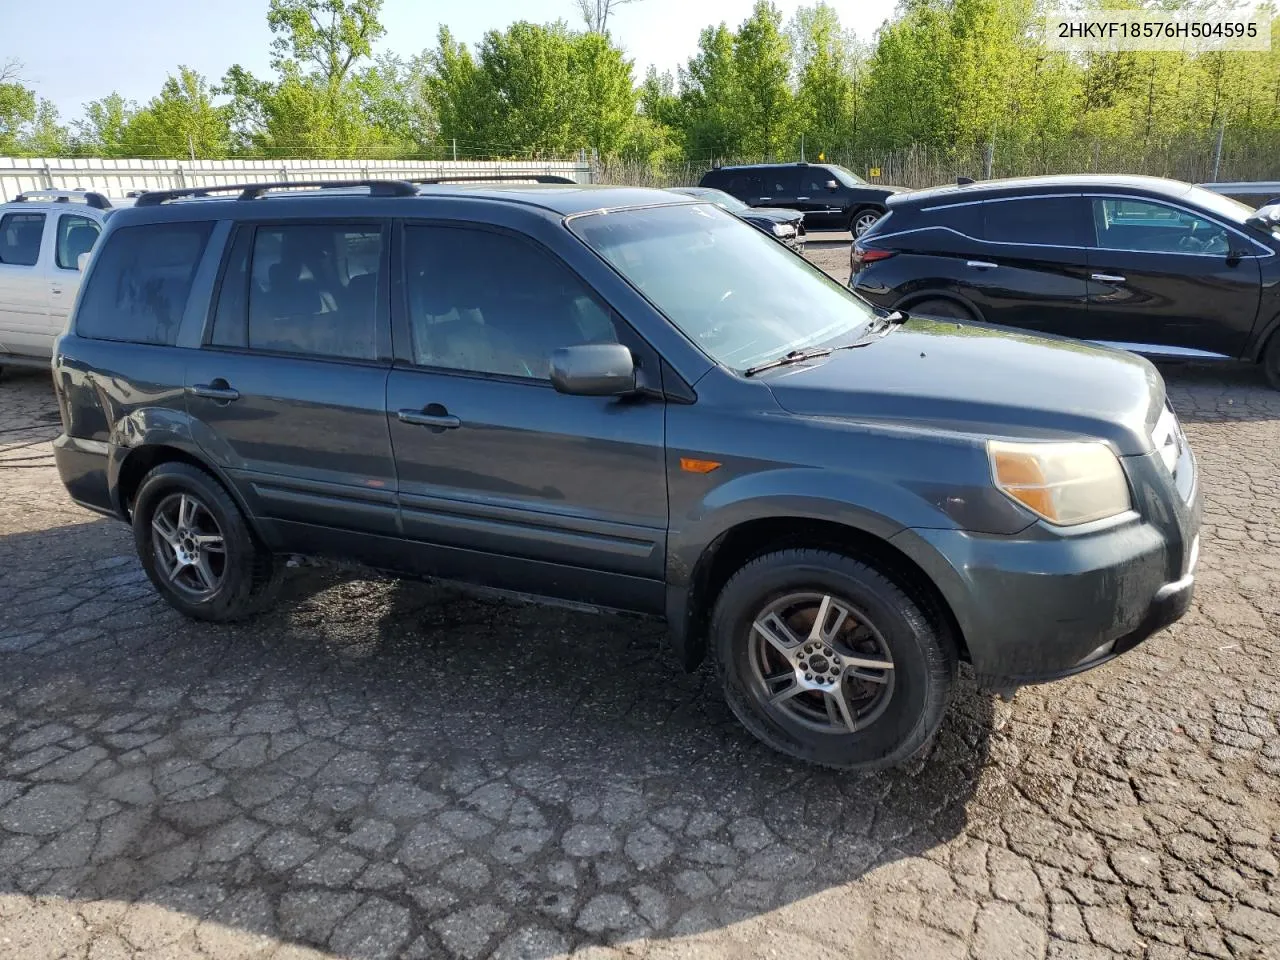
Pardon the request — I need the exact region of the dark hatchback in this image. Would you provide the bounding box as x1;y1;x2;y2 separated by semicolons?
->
699;162;902;236
52;178;1199;771
667;186;805;251
849;174;1280;387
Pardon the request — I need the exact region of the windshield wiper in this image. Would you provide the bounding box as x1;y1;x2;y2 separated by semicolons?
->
743;346;833;377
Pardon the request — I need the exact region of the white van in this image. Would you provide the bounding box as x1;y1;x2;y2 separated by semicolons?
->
0;189;132;376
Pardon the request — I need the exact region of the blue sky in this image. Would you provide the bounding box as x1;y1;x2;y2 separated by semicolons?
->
5;0;899;121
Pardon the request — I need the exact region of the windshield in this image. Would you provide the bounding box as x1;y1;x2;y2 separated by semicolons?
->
1185;185;1258;222
829;165;866;187
674;187;749;213
570;203;877;371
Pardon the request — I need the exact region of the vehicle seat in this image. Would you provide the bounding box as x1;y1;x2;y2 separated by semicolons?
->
63;225;98;265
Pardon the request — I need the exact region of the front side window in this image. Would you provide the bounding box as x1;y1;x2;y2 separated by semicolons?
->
244;224;383;360
1093;197;1231;255
403;225;619;379
76;221;212;345
56;214;102;270
0;212;45;266
828;166;866;187
983;197;1088;246
570;202;877;372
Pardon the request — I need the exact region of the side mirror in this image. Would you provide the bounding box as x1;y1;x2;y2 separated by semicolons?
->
550;343;637;397
76;252;91;272
825;180;839;192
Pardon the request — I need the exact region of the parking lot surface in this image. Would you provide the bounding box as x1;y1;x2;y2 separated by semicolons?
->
2;280;1279;957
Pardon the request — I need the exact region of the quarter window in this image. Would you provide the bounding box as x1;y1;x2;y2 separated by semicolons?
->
0;212;45;266
243;224;383;360
56;214;101;269
1092;198;1231;255
402;225;619;379
76;221;212;345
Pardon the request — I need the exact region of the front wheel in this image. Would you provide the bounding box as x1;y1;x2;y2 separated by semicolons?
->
711;549;955;770
132;462;283;621
851;208;882;238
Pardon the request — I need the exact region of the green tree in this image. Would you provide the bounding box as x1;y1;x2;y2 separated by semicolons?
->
569;31;638;156
267;0;385;86
679;24;744;160
73;93;138;156
790;3;857;157
733;1;795;160
121;67;231;158
0;60;37;154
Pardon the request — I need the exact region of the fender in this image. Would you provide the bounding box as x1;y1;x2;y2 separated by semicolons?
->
1245;307;1280;362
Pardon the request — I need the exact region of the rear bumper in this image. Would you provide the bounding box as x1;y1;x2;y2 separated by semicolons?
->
53;434;120;519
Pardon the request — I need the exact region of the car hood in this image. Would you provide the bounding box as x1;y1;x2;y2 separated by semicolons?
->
741;207;804;224
761;318;1164;455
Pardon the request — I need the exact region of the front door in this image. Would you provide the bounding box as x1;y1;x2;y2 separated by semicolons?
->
0;209;52;357
47;212;103;344
795;167;845;228
1085;196;1262;359
185;220;399;554
386;222;668;612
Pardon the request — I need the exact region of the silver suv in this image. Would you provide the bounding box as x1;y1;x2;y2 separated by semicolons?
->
0;189;126;376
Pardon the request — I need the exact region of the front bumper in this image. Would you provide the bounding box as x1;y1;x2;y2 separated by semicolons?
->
891;447;1200;688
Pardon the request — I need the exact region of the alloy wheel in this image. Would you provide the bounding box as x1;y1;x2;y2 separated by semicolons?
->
853;211;880;238
150;492;226;600
748;592;895;733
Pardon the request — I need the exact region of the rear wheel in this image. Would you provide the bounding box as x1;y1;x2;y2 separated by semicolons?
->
908;298;976;322
711;549;956;770
851;208;882;238
1262;331;1280;390
132;462;282;621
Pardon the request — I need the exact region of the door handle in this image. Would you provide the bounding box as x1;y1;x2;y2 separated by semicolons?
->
1091;273;1126;283
189;381;240;402
796;196;810;200
966;260;997;270
397;408;461;429
50;286;63;295
758;196;772;201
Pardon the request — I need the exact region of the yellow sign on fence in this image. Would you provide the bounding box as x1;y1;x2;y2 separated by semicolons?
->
869;167;882;178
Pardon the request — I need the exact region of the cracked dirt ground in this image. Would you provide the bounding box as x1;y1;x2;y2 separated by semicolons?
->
2;270;1279;958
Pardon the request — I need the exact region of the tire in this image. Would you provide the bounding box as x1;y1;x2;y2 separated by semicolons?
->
1262;331;1280;391
850;208;882;238
132;462;282;621
908;298;976;322
711;548;955;771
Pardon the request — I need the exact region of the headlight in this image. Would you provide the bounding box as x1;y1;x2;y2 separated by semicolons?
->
771;223;790;237
988;440;1131;526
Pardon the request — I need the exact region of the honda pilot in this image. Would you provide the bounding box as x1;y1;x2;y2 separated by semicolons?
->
51;178;1200;771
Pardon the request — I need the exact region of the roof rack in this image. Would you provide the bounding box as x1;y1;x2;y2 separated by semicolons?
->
133;179;420;206
410;174;578;185
13;189;112;210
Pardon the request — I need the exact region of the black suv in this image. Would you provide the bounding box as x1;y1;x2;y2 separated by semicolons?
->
849;174;1280;387
699;162;902;236
52;177;1200;771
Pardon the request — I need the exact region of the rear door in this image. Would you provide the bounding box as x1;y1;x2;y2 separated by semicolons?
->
0;208;52;357
967;195;1094;335
184;220;399;555
384;221;668;612
1084;195;1262;359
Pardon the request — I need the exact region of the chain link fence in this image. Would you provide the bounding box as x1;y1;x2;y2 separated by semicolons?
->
599;131;1280;190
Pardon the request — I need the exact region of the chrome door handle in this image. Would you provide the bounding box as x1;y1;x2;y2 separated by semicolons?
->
189;382;240;402
796;196;810;200
1091;273;1126;283
966;260;997;269
758;196;772;201
397;409;461;429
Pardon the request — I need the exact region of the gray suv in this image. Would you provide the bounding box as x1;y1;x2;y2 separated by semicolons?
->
51;178;1201;771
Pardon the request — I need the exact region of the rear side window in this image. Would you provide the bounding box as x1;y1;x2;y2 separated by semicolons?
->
0;212;45;266
76;221;212;345
982;196;1088;246
242;223;383;361
56;214;102;269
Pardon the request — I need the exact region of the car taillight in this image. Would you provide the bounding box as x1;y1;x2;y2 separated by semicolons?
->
851;245;894;269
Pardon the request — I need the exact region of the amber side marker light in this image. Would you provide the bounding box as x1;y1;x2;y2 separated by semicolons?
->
680;457;721;474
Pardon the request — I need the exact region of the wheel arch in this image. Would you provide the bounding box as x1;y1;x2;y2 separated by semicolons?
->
668;515;968;673
894;290;983;322
112;443;262;542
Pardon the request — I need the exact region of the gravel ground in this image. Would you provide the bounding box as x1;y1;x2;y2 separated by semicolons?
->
1;252;1278;959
